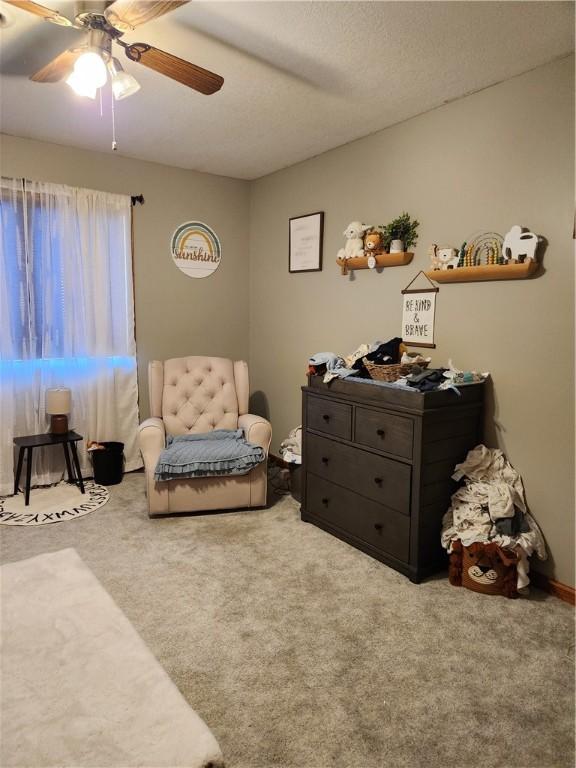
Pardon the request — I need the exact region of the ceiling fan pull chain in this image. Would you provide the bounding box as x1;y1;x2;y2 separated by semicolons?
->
111;85;118;151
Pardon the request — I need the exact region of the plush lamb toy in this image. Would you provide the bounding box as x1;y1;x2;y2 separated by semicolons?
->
338;221;371;261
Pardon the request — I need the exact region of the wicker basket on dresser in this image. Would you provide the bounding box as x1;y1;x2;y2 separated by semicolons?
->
301;375;484;583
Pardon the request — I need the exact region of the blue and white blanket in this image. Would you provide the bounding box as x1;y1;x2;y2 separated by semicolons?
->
154;429;265;482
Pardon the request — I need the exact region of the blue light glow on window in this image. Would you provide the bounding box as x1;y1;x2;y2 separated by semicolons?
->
0;356;137;380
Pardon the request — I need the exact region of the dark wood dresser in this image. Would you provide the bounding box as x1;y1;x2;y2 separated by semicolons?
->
301;375;484;582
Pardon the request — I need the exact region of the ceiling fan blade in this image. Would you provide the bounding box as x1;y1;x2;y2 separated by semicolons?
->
4;0;73;26
105;0;188;32
30;48;79;83
124;43;223;95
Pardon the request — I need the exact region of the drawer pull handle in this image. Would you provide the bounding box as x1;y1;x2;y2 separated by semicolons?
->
374;477;383;486
376;429;385;437
322;414;330;422
321;497;329;506
321;456;330;464
374;523;383;532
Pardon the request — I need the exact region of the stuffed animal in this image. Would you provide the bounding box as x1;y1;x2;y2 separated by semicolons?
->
502;225;539;263
438;247;459;270
337;221;372;261
364;231;382;254
429;244;459;270
449;540;519;599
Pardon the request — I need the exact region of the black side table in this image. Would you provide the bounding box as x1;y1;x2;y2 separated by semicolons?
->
13;431;85;506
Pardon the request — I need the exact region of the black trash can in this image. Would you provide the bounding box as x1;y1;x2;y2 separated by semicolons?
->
91;442;125;485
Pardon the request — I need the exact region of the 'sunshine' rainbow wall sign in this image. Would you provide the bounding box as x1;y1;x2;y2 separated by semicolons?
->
170;221;222;279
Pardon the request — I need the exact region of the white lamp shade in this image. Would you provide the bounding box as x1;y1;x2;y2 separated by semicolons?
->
66;70;97;99
107;58;141;101
45;388;71;415
74;51;107;88
112;70;141;100
66;50;107;98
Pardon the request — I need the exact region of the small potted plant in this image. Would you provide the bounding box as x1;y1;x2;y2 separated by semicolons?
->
378;212;420;253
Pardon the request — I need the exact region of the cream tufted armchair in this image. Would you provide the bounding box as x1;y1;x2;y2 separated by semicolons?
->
138;356;272;517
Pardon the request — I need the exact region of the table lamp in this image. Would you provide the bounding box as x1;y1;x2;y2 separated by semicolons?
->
46;388;71;434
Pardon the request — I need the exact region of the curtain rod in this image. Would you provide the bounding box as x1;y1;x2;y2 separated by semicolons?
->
2;176;145;206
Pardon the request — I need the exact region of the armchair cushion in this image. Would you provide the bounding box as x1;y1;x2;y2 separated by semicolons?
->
154;429;265;481
162;357;239;436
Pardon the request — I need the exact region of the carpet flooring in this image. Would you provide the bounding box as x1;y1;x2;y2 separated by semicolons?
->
1;472;574;768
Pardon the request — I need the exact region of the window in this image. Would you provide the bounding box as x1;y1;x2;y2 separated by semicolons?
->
0;177;141;495
1;178;135;362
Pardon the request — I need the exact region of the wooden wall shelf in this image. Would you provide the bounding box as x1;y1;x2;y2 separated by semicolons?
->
337;252;413;275
425;261;538;284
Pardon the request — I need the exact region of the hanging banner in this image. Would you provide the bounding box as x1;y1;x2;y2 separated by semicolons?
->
401;271;438;348
171;221;222;278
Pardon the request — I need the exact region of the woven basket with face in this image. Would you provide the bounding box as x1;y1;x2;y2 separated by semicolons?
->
449;540;519;599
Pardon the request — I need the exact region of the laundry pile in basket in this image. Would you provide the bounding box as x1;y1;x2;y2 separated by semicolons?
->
441;445;547;594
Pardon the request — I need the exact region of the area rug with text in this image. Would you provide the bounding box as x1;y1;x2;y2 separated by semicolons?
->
0;482;109;525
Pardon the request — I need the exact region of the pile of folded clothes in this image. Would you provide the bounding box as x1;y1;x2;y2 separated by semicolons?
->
399;360;488;392
309;337;411;383
308;337;488;393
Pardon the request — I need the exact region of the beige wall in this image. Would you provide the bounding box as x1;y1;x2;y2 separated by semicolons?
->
0;134;251;417
249;56;575;586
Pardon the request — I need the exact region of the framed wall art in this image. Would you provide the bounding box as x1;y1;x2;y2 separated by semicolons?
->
289;211;324;273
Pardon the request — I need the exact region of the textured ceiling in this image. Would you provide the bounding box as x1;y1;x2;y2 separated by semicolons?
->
0;1;573;179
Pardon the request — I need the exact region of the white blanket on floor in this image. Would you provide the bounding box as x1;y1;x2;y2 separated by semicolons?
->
1;548;224;768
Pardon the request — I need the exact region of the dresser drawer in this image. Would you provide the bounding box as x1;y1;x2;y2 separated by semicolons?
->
306;433;411;515
306;395;352;440
354;407;413;459
306;474;410;562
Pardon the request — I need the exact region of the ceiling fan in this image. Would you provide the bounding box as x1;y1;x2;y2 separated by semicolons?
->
4;0;224;100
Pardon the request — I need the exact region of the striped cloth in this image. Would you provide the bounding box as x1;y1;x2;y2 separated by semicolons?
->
154;429;265;482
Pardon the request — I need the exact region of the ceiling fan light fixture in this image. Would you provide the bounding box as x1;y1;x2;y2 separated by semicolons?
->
65;48;107;99
73;50;108;88
107;58;141;101
65;69;97;99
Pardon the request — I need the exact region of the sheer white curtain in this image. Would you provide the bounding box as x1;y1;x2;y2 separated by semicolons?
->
0;177;141;496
